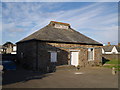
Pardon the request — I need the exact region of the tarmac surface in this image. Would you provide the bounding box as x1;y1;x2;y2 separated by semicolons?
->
2;66;119;88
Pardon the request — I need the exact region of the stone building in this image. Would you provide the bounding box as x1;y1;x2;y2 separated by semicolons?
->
17;21;103;72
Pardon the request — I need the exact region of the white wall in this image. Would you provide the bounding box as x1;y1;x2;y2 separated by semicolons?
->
13;46;17;51
111;46;118;54
103;46;119;54
104;52;113;54
11;52;17;54
11;46;17;54
102;48;105;54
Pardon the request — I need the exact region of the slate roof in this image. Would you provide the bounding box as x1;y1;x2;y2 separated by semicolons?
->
3;42;13;46
18;21;103;46
115;46;120;52
102;46;114;52
102;45;120;52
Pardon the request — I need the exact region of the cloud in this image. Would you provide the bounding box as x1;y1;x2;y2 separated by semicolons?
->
2;0;119;2
2;2;118;45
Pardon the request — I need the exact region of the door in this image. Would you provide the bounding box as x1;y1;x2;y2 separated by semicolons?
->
50;52;57;62
71;52;79;66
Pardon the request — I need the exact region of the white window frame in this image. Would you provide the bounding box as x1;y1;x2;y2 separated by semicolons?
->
88;48;94;61
49;51;57;62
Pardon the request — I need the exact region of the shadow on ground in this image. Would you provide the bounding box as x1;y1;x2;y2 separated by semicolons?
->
102;57;110;65
2;65;52;85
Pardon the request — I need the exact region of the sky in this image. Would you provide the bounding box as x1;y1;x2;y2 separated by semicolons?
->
1;1;119;45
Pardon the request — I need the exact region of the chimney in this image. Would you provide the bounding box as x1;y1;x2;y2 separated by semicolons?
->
108;42;111;46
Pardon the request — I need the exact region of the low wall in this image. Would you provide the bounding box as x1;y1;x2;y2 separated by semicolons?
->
1;54;17;61
102;54;120;60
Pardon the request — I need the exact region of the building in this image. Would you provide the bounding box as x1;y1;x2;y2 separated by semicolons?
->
1;42;17;54
102;45;120;54
17;21;103;72
0;45;4;54
102;42;120;61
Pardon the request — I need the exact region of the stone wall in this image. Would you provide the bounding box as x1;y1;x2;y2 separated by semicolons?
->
17;41;37;70
17;41;102;72
47;42;102;67
102;54;120;60
36;42;69;72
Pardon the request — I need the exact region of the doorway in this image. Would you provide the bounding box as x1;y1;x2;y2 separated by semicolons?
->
70;51;79;66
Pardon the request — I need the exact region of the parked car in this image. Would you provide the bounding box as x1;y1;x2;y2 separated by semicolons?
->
0;60;16;70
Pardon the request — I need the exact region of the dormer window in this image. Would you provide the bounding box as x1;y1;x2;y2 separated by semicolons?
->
50;21;70;29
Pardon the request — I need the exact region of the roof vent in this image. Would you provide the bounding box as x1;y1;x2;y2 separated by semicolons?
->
49;21;70;29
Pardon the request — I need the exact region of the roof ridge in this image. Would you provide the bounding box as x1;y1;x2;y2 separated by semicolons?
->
50;21;70;26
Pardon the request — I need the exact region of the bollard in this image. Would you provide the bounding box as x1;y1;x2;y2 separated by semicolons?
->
76;65;80;70
112;67;116;75
0;65;3;74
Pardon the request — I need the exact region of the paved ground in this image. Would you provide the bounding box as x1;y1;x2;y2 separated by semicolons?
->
2;66;118;88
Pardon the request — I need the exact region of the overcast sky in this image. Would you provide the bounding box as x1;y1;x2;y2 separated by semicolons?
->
1;2;118;45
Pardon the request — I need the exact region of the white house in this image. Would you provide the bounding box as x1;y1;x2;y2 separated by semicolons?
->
0;42;17;54
102;45;120;54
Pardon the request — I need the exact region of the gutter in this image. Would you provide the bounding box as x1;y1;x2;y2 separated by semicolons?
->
17;39;103;46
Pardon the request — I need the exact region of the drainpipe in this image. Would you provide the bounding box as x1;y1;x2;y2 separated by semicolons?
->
36;41;39;71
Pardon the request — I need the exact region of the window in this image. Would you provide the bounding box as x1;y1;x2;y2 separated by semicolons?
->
88;48;94;61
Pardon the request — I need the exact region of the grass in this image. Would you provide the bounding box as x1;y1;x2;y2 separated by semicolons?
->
103;59;120;71
105;59;120;64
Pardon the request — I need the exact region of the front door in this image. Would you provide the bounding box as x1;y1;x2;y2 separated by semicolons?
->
71;52;79;66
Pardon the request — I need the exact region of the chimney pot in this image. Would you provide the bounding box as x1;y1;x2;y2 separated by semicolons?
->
108;42;111;46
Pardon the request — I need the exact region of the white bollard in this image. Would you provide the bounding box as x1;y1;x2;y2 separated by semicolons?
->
0;65;3;71
112;67;116;75
0;65;3;74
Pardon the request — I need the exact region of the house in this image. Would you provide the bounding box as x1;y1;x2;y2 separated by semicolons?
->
11;44;17;54
102;45;120;54
102;43;120;60
0;45;4;54
2;42;17;54
17;21;103;72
